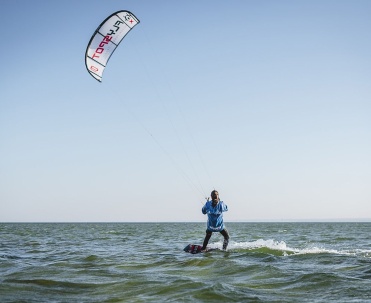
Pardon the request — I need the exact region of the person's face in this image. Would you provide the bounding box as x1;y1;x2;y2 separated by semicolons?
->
211;191;219;200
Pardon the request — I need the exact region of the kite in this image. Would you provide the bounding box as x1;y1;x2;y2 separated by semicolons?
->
85;10;140;82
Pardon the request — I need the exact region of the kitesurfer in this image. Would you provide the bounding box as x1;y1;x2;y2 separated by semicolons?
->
201;190;229;251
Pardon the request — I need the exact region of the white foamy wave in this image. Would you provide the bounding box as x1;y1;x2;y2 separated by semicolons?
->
231;239;289;251
209;239;371;257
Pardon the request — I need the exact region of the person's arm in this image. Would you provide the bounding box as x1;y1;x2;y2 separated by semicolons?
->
202;203;208;214
221;201;228;212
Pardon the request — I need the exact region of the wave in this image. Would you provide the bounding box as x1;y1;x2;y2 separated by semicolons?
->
208;239;371;258
0;254;23;260
3;278;115;289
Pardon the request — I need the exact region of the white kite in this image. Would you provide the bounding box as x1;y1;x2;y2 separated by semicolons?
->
85;10;140;82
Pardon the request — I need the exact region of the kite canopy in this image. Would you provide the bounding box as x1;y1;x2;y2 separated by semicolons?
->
85;10;140;82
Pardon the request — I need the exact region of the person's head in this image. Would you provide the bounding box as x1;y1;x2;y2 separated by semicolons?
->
211;190;219;201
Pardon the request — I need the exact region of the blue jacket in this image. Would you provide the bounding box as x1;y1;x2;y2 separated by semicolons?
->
202;200;228;232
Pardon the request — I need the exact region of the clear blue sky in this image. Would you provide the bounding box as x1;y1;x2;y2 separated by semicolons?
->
1;0;370;222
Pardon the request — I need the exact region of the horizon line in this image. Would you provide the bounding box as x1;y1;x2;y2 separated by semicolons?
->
1;219;370;224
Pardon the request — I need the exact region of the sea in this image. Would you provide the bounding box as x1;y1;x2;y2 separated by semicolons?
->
0;222;370;303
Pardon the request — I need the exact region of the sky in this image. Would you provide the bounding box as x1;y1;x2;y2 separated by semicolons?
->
0;0;370;222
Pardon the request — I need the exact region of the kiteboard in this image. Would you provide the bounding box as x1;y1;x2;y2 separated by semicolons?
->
183;244;217;254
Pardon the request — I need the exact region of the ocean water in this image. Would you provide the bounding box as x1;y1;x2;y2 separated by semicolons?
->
0;222;370;303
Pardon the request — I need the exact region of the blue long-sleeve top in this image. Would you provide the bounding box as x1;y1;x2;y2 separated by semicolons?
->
202;200;228;232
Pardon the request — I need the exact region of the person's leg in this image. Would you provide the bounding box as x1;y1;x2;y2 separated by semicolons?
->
220;229;230;250
202;230;212;250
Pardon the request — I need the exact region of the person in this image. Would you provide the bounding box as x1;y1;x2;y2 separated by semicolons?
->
201;190;230;251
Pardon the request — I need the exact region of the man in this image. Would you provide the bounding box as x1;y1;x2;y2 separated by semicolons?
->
201;190;229;251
